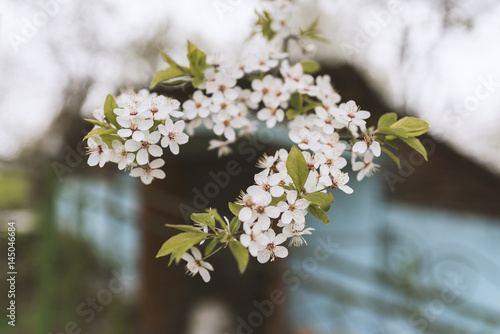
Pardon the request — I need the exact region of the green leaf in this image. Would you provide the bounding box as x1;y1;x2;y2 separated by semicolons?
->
103;94;120;128
304;17;320;33
83;127;117;141
229;241;249;274
286;146;310;191
378;112;397;129
286;108;302;120
160;50;190;72
186;41;208;87
190;213;216;231
150;67;190;89
290;92;303;110
308;204;330;225
187;40;197;53
377;127;408;139
255;10;276;41
156;232;206;263
204;238;219;256
304;192;333;211
230;217;241;234
84;118;113;129
401;137;428;161
205;208;228;231
228;202;243;216
165;224;205;233
191;75;205;88
391;117;430;137
300;60;321;74
381;146;401;168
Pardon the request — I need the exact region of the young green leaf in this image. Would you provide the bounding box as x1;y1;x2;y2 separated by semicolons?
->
165;224;205;233
377;127;408;139
290;92;303;110
186;41;208;87
228;202;243;216
191;213;216;231
308;204;330;225
150;67;190;89
286;108;302;120
83;127;117;141
229;217;242;234
229;240;249;274
156;232;206;263
84;118;113;129
300;60;321;74
377;112;397;129
159;50;190;72
401;137;428;161
286;146;310;191
304;192;333;211
204;238;219;256
391;117;430;137
103;94;120;128
205;208;228;231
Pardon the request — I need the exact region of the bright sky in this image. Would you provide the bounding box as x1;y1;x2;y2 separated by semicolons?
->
1;0;500;173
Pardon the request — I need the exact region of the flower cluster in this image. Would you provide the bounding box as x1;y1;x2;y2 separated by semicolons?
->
84;0;430;282
85;90;189;185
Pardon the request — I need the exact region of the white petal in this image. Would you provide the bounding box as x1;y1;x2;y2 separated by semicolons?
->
150;158;165;169
240;234;251;247
340;185;353;194
270;186;284;197
173;120;185;132
202;261;214;271
169;141;179;155
148;145;163;157
87;154;99;166
257;250;271;263
182;253;194;263
136;149;149;165
176;132;189;145
352;141;367;153
239;207;253;222
148;131;161;143
287;190;298;204
265;206;280;218
150;169;165;179
125;139;141;152
281;211;293;225
371;141;381;157
132;131;145;142
274;246;288;258
117;128;132;138
198;268;211;282
191;247;202;260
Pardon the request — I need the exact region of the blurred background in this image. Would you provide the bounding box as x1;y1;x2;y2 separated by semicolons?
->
1;0;500;333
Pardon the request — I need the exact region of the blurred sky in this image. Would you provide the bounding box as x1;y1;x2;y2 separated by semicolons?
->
1;0;500;173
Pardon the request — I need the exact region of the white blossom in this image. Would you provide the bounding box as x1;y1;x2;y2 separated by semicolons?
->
277;190;310;224
125;131;162;165
87;135;110;167
130;158;166;185
352;151;380;181
257;229;288;263
110;140;135;170
182;247;214;283
158;120;189;155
